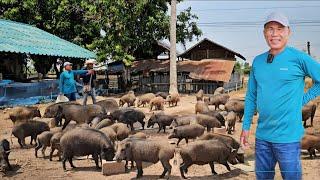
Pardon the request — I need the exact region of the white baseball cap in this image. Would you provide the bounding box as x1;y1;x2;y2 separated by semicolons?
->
63;62;72;67
264;12;289;27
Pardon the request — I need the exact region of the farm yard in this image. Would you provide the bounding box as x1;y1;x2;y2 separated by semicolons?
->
1;1;320;179
1;88;320;180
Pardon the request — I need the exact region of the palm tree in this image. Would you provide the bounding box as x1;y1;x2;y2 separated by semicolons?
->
169;0;178;94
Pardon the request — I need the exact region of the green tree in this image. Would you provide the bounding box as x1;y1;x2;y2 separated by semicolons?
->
234;61;242;73
243;62;251;75
91;0;201;64
0;0;202;82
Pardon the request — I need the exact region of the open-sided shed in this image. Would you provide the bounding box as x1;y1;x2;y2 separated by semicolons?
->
0;19;95;81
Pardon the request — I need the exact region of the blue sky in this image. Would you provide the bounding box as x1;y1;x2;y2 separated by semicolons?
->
176;1;320;64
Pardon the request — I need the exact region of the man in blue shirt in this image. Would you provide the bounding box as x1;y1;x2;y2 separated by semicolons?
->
240;12;320;180
59;62;94;101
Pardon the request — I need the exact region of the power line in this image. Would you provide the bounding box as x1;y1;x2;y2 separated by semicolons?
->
196;20;320;28
198;20;320;25
179;5;320;12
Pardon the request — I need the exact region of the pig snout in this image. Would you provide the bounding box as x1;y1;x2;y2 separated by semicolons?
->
113;152;124;162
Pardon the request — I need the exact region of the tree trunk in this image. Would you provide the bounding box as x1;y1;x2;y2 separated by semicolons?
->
169;0;178;94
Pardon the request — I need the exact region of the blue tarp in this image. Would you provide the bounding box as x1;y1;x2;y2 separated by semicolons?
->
0;80;59;107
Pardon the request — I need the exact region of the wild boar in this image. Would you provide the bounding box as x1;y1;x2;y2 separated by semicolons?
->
208;94;230;110
0;139;12;172
114;139;174;178
155;92;169;99
168;124;205;146
302;102;317;128
198;133;244;163
9;106;41;123
49;132;63;161
96;98;119;114
118;109;145;131
196;114;221;132
301;134;320;158
122;133;148;170
195;101;209;114
195;89;204;101
166;93;180;107
147;113;175;133
128;132;148;139
202;110;226;127
225;99;245;122
55;104;105;130
109;123;130;141
109;108;134;121
60;128;115;170
43;102;80;118
149;97;165;111
12;120;50;148
119;91;136;107
137;93;156;107
213;87;225;95
169;115;196;128
179;139;238;179
34;129;61;158
226;111;237;134
99;127;117;143
94;119;113;129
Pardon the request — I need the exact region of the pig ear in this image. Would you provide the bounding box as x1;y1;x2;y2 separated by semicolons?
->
231;148;238;154
237;147;244;154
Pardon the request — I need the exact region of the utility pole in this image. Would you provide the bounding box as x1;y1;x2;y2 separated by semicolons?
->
307;41;311;55
169;0;178;94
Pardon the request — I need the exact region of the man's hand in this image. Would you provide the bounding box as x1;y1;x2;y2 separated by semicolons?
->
240;130;250;149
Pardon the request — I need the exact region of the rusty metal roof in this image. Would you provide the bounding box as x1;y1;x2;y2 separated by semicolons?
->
131;59;235;82
186;59;235;82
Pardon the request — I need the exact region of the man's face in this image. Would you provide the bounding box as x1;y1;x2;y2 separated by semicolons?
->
264;21;290;51
87;63;93;69
65;64;72;71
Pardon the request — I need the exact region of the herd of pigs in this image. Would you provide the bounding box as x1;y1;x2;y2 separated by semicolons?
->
0;87;320;179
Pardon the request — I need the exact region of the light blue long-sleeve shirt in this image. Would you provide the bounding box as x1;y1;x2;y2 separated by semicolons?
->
59;70;88;94
243;46;320;143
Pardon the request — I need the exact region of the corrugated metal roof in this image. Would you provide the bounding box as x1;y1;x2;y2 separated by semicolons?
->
131;59;235;82
0;19;96;59
187;59;235;82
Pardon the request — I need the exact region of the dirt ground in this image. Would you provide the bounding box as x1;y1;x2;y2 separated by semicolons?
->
1;89;320;180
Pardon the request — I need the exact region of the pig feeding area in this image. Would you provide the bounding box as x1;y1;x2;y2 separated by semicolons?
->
1;89;320;180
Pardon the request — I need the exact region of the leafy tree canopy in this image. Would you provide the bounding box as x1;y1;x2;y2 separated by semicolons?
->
0;0;202;66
